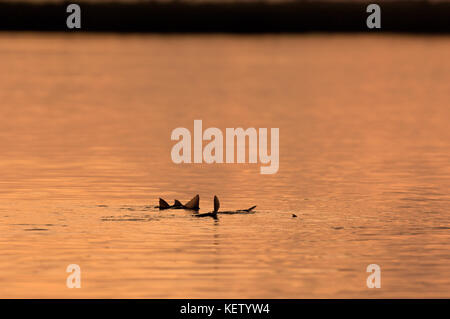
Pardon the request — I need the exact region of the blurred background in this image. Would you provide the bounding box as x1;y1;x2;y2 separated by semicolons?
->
0;0;449;32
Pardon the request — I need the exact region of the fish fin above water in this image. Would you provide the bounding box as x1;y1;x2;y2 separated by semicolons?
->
184;194;200;210
173;199;183;207
214;195;220;213
159;198;170;209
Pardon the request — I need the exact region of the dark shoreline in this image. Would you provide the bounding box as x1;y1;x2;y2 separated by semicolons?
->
0;1;449;33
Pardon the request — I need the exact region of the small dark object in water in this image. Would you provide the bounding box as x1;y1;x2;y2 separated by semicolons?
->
292;214;297;218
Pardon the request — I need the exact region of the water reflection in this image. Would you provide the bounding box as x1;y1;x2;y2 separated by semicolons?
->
0;33;449;297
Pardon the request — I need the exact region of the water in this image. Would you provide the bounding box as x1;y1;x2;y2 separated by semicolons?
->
0;33;449;298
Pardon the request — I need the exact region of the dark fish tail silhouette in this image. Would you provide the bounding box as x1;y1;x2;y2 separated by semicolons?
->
195;195;219;218
214;195;220;213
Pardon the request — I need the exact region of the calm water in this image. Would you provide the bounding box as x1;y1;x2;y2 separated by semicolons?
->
0;33;449;298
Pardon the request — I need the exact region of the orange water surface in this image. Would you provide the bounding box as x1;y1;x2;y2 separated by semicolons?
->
0;33;449;298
